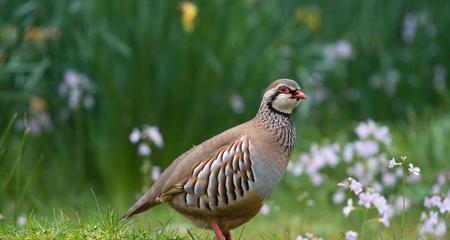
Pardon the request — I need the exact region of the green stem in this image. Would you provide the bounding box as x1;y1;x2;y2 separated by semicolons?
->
401;165;406;240
361;208;369;238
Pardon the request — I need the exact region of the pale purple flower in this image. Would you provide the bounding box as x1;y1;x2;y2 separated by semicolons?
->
424;195;442;209
332;190;345;204
229;94;245;114
394;196;411;213
143;125;164;148
379;213;391;227
358;192;372;208
347;163;365;179
408;163;421;176
310;173;324;186
374;126;392;146
388;158;402;168
349;179;363;195
372;193;388;215
434;221;447;238
260;203;270;215
354;140;379;158
129;128;141;143
371;181;384;192
338;177;363;195
354;120;392;145
420;211;447;238
345;230;358;240
60;69;95;112
138;143;151;156
355;120;376;139
343;144;354;162
64;70;82;88
438;197;450;213
382;173;397;187
325;40;353;60
343;198;354;217
295;236;305;240
152;166;161;181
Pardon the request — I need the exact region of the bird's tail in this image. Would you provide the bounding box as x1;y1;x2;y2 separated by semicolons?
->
121;189;161;220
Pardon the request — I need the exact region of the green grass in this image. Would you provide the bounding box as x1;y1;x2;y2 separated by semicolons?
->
1;0;450;239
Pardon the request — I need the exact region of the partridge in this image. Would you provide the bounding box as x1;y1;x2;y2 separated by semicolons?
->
122;79;307;240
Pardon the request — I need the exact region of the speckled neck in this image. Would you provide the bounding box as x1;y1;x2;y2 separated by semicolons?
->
255;100;296;155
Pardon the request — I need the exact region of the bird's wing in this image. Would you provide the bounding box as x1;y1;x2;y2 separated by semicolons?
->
163;135;256;211
121;123;250;219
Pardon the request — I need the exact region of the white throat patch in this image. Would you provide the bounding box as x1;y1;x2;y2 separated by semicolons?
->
271;93;300;114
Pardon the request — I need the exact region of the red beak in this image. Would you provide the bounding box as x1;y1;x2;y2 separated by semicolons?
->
293;90;307;100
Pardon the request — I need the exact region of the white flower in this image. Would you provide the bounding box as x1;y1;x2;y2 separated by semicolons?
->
345;230;358;240
388;158;402;168
260;203;270;215
0;214;4;221
129;128;141;143
408;163;421;176
343;198;354;217
17;214;27;227
295;236;305;240
138;143;151;156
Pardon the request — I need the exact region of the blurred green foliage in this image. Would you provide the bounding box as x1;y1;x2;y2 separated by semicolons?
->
1;0;449;228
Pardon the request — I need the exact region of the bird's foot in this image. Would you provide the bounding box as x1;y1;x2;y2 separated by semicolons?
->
209;220;225;240
223;229;232;240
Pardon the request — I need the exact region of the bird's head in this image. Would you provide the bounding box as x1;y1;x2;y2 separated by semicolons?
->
262;79;306;114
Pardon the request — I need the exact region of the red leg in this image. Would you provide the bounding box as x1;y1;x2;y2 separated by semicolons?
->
223;229;232;240
209;220;225;240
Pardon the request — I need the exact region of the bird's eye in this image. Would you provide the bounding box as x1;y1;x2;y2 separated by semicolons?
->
279;87;290;94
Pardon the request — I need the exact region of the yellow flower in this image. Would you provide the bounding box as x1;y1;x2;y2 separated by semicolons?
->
24;26;46;44
180;1;198;34
296;6;321;32
28;95;47;114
